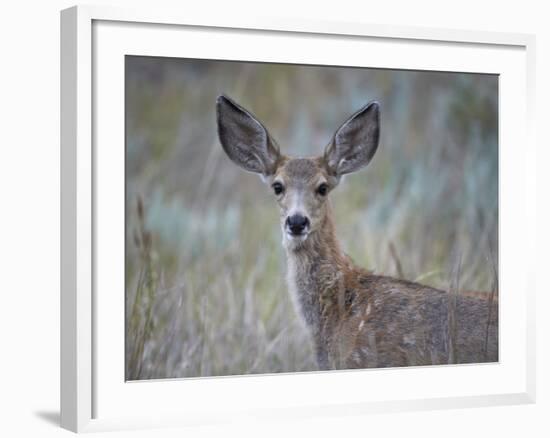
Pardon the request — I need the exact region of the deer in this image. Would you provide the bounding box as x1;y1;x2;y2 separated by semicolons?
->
216;95;498;370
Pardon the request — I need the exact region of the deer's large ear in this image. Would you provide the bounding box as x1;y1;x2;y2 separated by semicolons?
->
216;95;281;177
323;101;380;177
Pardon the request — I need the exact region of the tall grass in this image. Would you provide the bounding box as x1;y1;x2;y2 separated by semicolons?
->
125;57;498;379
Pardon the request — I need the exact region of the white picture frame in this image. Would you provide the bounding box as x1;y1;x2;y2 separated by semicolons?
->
60;4;536;433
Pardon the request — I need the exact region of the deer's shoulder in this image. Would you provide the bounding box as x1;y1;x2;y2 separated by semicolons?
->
349;273;496;328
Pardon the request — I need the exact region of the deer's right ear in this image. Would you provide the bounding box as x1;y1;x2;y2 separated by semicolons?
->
216;95;281;177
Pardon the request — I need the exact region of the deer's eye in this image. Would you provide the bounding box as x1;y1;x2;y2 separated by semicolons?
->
272;182;284;196
317;183;329;196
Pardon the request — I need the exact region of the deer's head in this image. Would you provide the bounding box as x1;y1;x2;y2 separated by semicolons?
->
216;95;380;250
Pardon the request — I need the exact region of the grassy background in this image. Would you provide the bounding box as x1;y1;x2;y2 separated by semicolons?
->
125;56;498;380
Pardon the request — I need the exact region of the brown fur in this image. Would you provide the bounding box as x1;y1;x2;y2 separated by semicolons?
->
285;203;498;369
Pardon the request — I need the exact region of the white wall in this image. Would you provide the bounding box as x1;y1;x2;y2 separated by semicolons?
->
0;1;547;437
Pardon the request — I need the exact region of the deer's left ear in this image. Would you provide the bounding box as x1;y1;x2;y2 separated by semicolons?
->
323;101;380;177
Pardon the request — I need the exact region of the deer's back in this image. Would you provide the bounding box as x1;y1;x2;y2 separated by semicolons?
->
325;274;498;369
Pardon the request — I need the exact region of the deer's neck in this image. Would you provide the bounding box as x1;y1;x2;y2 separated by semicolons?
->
284;205;350;332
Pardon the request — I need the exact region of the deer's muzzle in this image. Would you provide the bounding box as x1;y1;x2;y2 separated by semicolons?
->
286;214;310;236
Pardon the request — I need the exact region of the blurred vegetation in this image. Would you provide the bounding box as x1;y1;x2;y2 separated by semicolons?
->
125;56;498;380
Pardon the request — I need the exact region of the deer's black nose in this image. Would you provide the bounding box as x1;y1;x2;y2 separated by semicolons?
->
286;214;310;235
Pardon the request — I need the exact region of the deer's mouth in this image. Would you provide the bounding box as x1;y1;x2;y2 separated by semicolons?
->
285;229;309;241
284;225;310;244
284;229;309;249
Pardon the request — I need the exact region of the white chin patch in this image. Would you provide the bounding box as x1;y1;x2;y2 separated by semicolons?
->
284;231;308;249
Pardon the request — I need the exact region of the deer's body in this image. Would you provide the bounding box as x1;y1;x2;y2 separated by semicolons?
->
284;198;498;369
216;95;498;370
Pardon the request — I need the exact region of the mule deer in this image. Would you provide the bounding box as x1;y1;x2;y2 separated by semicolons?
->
216;95;498;370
